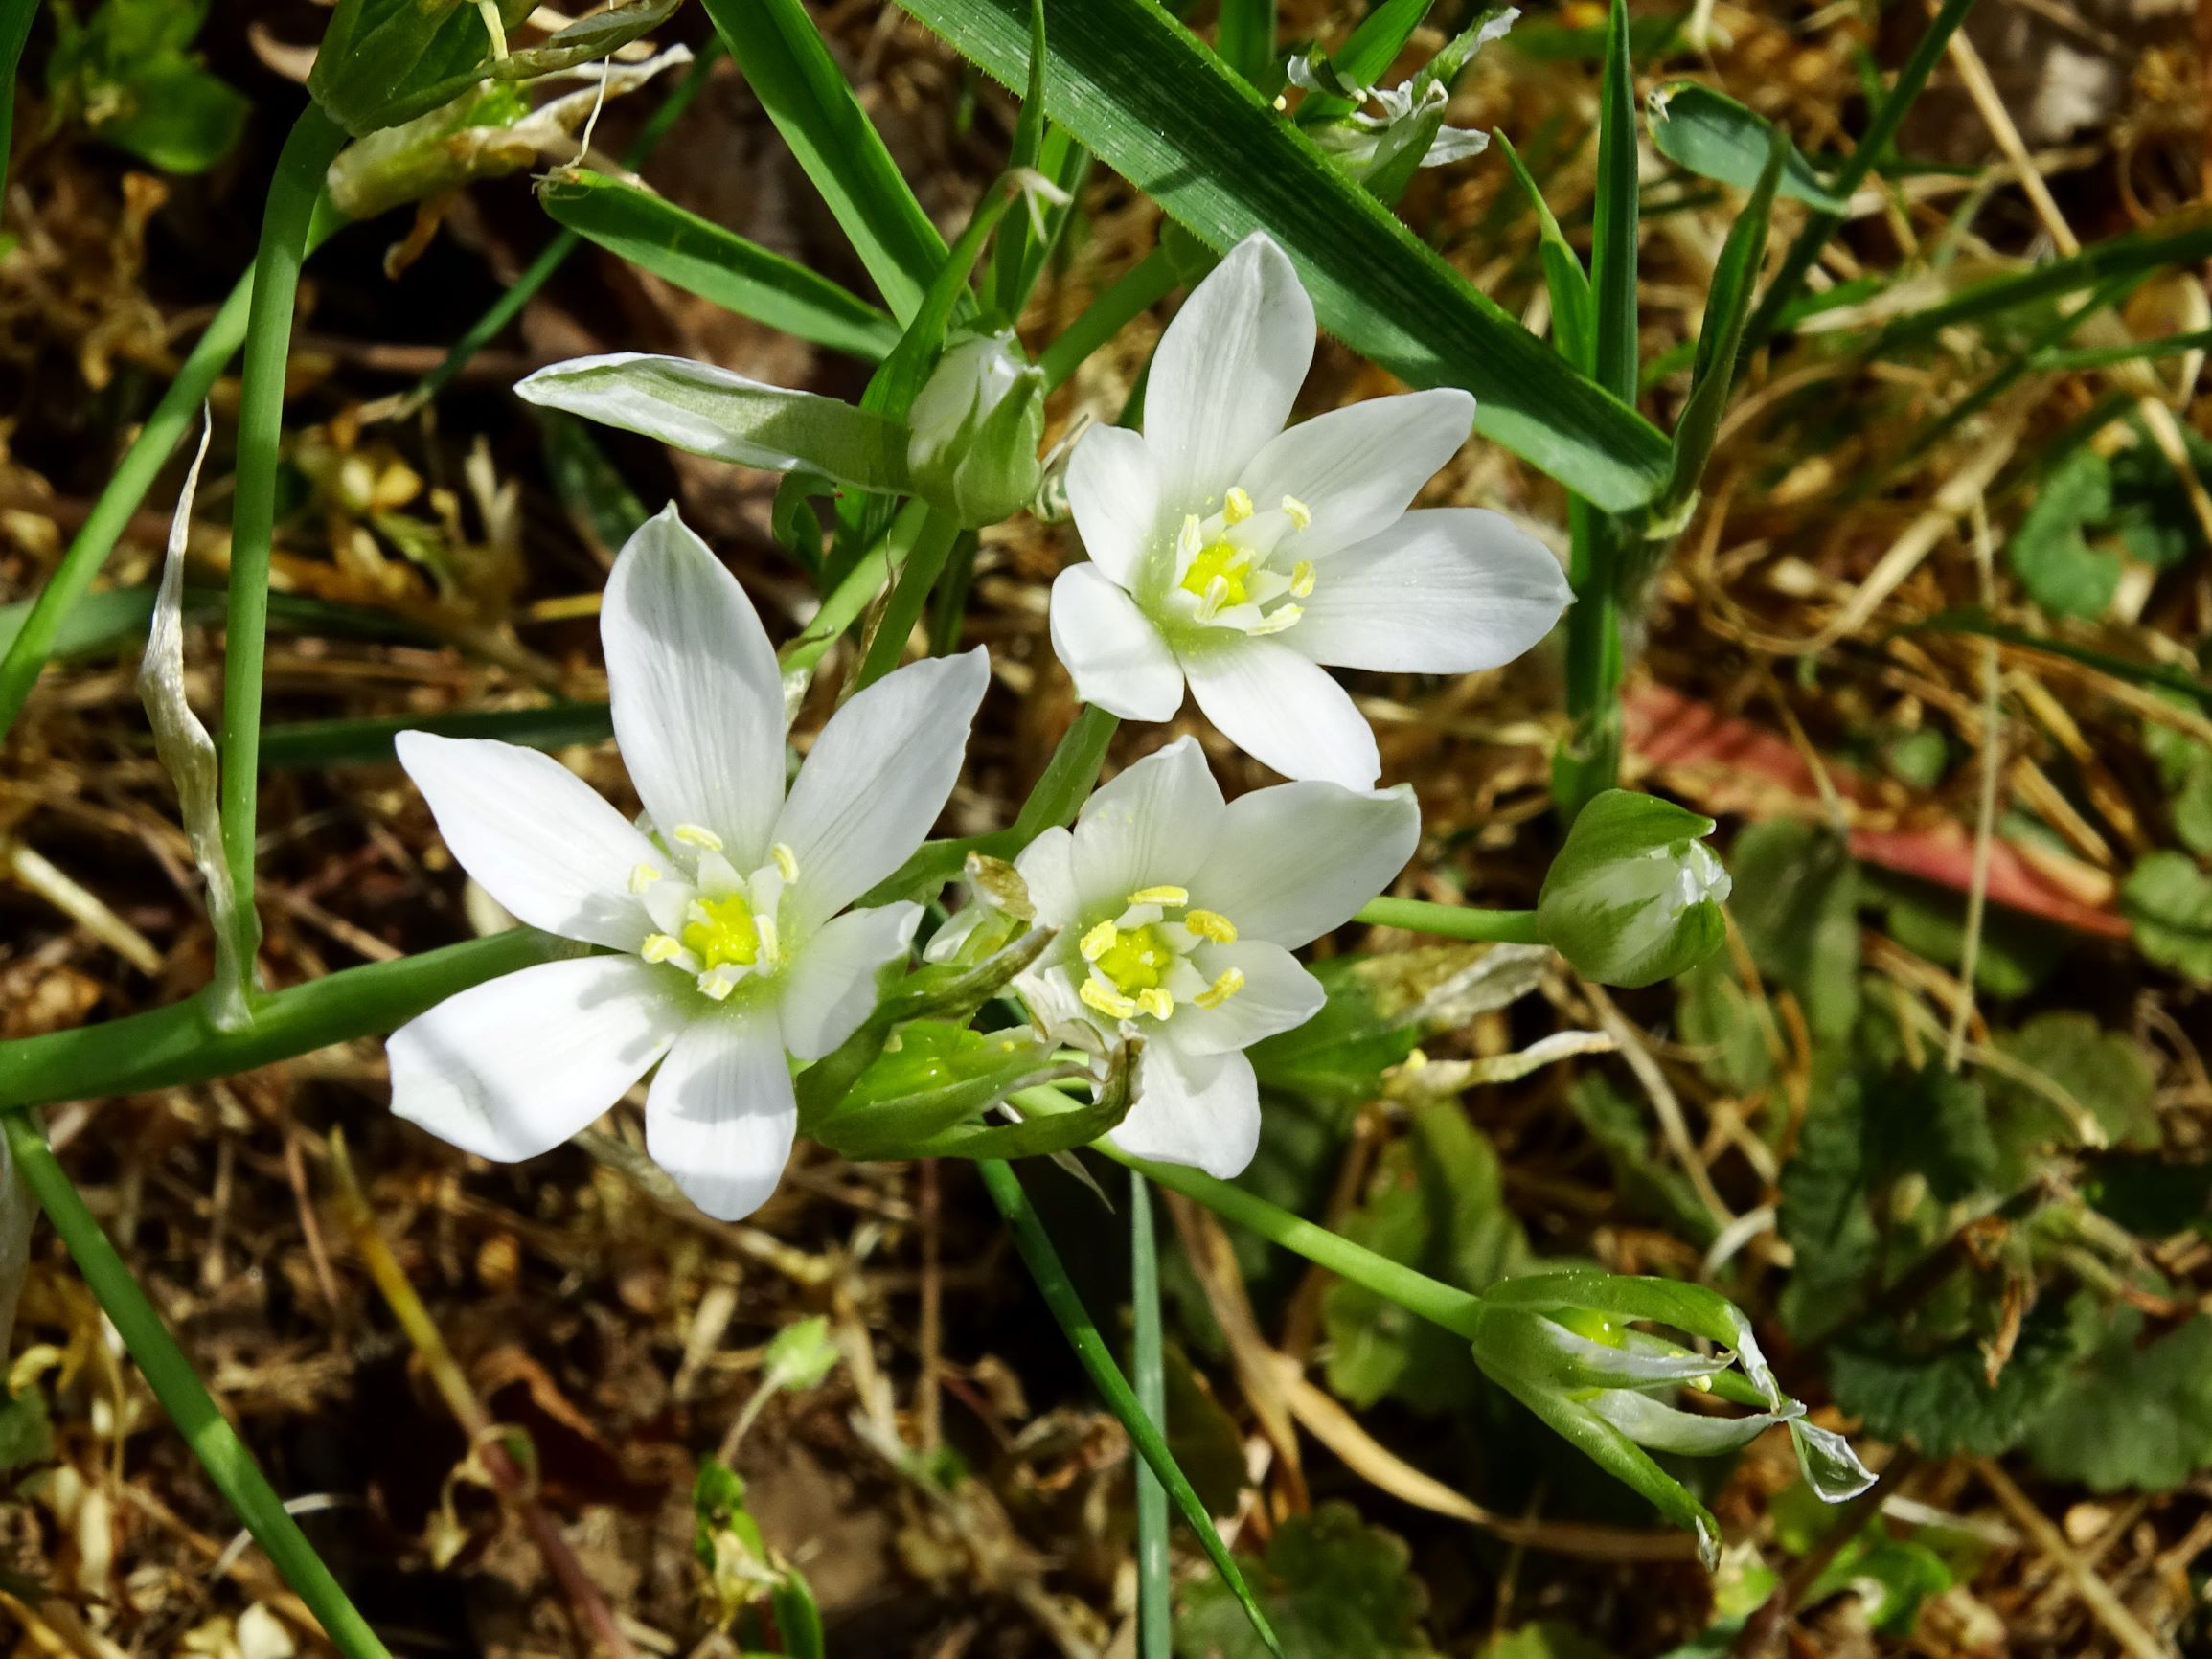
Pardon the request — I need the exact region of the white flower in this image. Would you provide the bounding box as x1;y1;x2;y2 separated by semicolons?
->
385;505;989;1220
1012;737;1418;1178
1048;232;1571;789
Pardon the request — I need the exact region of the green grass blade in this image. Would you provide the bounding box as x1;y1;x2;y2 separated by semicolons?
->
537;169;900;360
1215;0;1275;82
1905;607;2212;714
1494;129;1592;371
1745;0;1978;345
895;0;1670;511
2032;328;2212;371
0;0;36;207
697;0;948;322
977;1159;1283;1658
260;702;615;769
1294;0;1432;126
1589;0;1640;403
1130;1172;1172;1659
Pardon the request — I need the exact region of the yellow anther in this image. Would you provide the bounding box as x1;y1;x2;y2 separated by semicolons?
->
1271;92;1288;111
1183;908;1238;943
1081;920;1121;962
641;932;682;964
1196;967;1246;1010
673;823;723;852
1289;559;1315;599
1222;486;1254;525
698;972;737;1003
1176;513;1204;558
1080;977;1139;1020
1181;542;1251;609
1128;885;1189;907
1281;494;1312;530
1251;602;1303;636
1135;988;1175;1019
771;842;800;882
629;863;663;895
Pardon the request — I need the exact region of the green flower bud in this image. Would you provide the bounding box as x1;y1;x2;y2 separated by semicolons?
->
1536;789;1729;988
906;330;1045;527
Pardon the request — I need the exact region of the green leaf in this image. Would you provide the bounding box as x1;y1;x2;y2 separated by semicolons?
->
2084;1152;2212;1238
1866;874;2065;999
1536;789;1729;988
91;53;248;173
2122;851;2212;984
1646;83;1847;211
1776;1069;1883;1336
1830;1296;2096;1458
259;703;614;770
1494;129;1593;372
1292;0;1433;126
536;170;901;361
2026;1312;2212;1491
308;0;535;136
515;355;913;492
1992;1011;2157;1151
1907;606;2212;716
1674;955;1776;1093
2144;707;2212;856
0;1388;51;1477
1174;1503;1438;1659
1216;0;1276;84
1568;1073;1722;1245
1728;820;1861;1042
698;0;949;322
978;1160;1283;1657
1588;0;1639;406
2008;447;2121;619
1481;1624;1613;1659
894;0;1672;511
376;0;686;128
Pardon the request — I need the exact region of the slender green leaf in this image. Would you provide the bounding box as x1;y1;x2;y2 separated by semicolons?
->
260;702;614;770
697;0;948;321
1293;0;1432;126
1494;129;1592;371
895;0;1671;511
977;1159;1284;1657
1216;0;1275;83
376;0;685;128
1131;1173;1171;1659
2032;328;2212;372
537;169;899;361
1904;607;2212;714
1646;82;1847;211
1589;0;1639;404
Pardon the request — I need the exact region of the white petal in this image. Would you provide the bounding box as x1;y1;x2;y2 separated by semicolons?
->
1240;389;1474;557
397;731;657;951
603;505;787;865
1147;235;1314;511
1111;1042;1261;1179
1013;824;1081;928
646;1010;798;1221
1170;940;1325;1054
778;902;923;1061
1179;638;1379;787
1065;425;1164;587
388;956;683;1162
775;648;989;929
1068;736;1225;914
1191;781;1420;947
1050;564;1185;721
1290;509;1571;673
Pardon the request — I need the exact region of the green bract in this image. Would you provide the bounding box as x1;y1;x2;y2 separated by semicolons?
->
905;330;1046;526
1536;789;1729;987
308;0;535;137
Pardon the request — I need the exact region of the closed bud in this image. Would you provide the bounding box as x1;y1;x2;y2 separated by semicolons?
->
1536;789;1729;988
906;330;1045;527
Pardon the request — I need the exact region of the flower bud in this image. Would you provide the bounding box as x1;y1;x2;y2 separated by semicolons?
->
1536;789;1729;988
906;330;1045;527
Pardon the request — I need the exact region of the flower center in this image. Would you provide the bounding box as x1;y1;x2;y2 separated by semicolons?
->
1153;487;1315;641
634;827;798;1002
682;892;761;973
1075;886;1246;1024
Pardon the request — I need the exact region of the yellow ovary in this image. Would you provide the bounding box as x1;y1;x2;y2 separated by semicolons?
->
682;893;762;974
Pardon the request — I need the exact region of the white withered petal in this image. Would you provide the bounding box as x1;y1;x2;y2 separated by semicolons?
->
386;504;986;1221
1048;232;1570;787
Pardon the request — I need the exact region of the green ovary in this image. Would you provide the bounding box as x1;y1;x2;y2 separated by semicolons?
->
682;893;761;973
1094;923;1172;994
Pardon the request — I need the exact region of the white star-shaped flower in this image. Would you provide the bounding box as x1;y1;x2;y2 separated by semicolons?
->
386;506;988;1219
1011;737;1418;1178
1048;232;1571;788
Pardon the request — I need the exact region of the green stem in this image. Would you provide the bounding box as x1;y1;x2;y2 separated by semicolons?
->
1352;897;1542;943
780;500;931;675
1129;1171;1172;1659
1;1112;393;1657
400;40;723;414
855;511;965;688
0;0;37;205
1098;1146;1484;1340
1555;497;1622;819
217;105;349;966
1039;248;1176;389
0;928;563;1111
1744;0;1978;348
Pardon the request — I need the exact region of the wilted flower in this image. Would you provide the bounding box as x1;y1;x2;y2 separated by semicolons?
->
1011;737;1418;1176
387;506;988;1219
1049;233;1569;788
906;330;1046;527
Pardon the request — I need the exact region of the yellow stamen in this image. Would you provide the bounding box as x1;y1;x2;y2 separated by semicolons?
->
1250;602;1303;636
629;863;662;895
771;842;801;882
1222;486;1254;525
1127;885;1189;907
1080;920;1121;962
1080;977;1139;1020
1281;494;1311;530
1289;559;1315;599
640;932;683;964
673;823;723;852
698;972;737;1003
1183;908;1238;943
1195;967;1246;1010
1135;988;1175;1019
